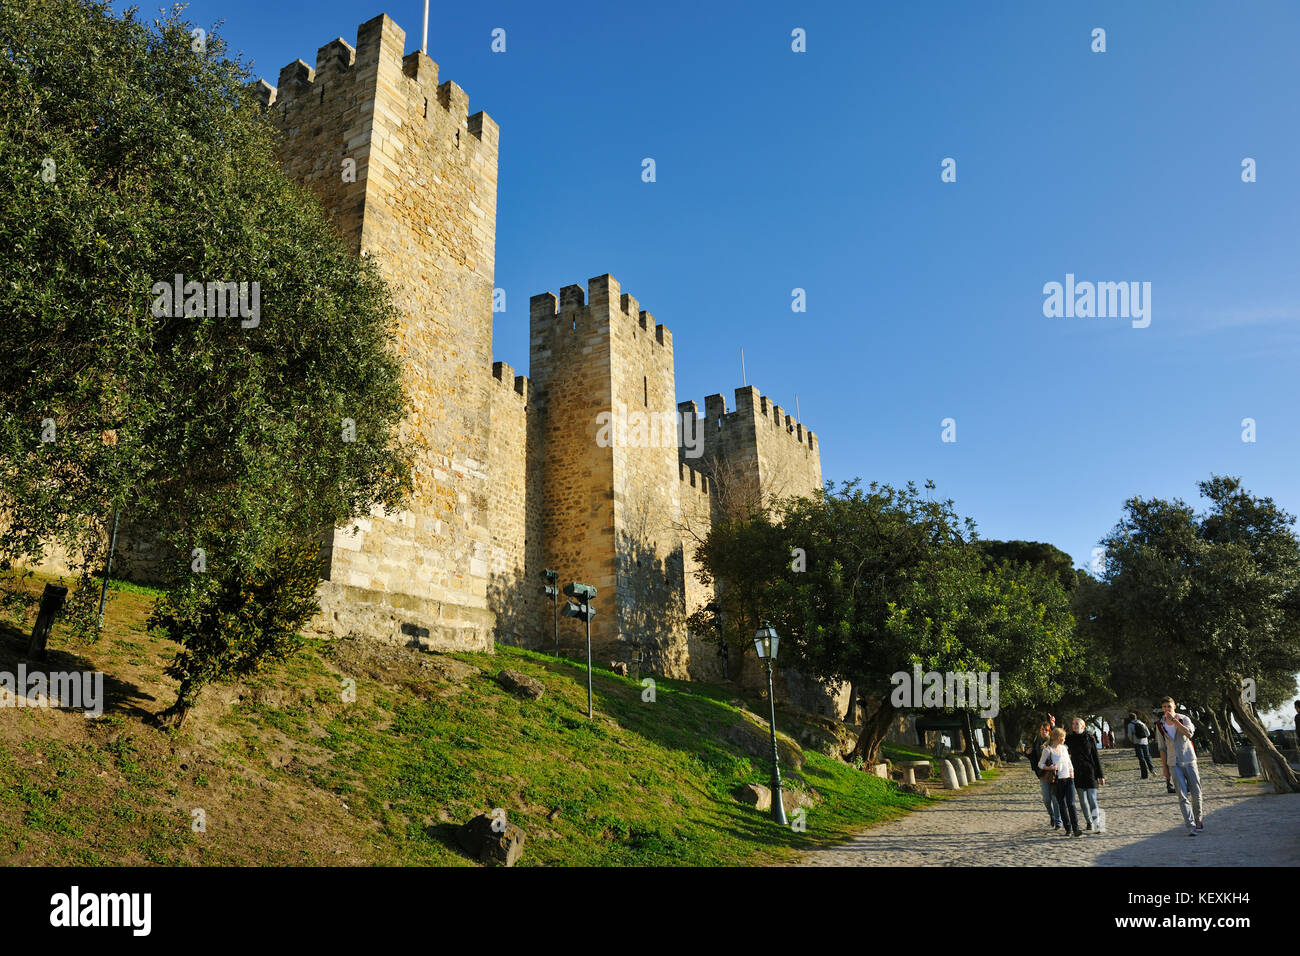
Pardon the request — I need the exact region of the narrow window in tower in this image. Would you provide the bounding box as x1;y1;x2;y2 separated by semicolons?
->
571;315;576;331
320;85;325;105
643;376;648;407
423;97;428;118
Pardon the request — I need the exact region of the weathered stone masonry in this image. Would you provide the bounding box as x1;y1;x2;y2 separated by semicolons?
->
260;14;826;685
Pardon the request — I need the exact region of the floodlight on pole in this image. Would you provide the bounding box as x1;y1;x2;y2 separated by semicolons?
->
541;569;559;655
562;582;597;718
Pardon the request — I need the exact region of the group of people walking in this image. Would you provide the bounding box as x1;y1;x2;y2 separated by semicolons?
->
1027;697;1205;838
1028;716;1105;836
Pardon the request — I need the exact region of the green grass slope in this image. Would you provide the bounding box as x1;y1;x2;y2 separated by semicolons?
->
0;578;932;866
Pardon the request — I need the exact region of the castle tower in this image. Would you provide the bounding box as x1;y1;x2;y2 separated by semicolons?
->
685;386;822;520
262;15;511;652
682;386;840;711
529;276;688;670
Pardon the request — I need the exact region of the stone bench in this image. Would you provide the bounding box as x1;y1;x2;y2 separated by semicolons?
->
894;760;932;782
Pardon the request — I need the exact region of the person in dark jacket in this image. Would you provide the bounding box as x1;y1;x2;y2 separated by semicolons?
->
1028;721;1062;828
1126;711;1156;778
1066;718;1106;831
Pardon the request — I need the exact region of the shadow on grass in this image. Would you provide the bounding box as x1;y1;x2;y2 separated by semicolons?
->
0;620;157;722
479;645;932;856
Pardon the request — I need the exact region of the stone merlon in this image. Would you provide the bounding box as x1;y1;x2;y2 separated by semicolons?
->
529;274;672;346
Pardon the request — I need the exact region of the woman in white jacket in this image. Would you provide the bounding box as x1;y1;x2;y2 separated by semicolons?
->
1038;727;1082;836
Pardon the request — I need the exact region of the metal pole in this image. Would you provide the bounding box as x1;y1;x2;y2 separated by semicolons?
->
553;590;558;656
96;509;121;627
421;0;429;53
585;596;593;719
963;709;982;779
766;660;788;825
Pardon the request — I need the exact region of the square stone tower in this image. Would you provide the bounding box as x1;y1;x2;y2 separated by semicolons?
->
529;276;688;670
262;14;504;652
683;386;822;520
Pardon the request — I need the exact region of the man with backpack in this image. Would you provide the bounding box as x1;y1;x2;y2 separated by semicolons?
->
1127;711;1155;779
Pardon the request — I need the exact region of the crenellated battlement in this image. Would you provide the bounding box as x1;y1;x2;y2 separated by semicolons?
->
529;275;672;348
261;14;498;155
678;461;712;497
700;386;816;451
491;361;529;400
255;8;827;688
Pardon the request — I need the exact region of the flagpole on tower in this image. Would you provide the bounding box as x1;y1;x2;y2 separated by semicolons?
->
741;348;747;386
421;0;429;53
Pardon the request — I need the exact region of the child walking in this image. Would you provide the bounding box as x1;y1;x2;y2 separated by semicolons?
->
1038;727;1082;837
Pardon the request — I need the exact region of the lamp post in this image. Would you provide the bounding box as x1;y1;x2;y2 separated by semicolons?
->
753;622;788;825
562;582;597;718
541;569;559;655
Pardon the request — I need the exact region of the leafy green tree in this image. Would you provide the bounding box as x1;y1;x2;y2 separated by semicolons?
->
150;539;320;724
0;0;412;722
686;512;789;669
1100;476;1300;791
974;539;1077;594
973;544;1106;752
887;542;1078;759
692;480;1079;764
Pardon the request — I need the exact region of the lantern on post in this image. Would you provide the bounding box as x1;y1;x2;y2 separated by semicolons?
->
753;622;788;825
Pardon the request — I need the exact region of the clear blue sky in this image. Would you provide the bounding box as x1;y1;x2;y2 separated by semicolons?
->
144;0;1300;575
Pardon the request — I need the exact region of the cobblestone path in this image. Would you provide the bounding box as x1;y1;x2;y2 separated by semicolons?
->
798;751;1300;866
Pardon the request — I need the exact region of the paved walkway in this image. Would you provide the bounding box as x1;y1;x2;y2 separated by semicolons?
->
799;751;1300;866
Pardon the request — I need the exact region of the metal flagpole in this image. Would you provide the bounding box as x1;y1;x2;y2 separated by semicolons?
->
421;0;429;53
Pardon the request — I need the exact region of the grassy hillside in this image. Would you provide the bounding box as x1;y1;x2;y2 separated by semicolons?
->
0;576;937;866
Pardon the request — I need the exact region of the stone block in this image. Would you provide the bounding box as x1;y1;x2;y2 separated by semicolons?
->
941;759;961;789
496;669;544;700
456;813;525;867
951;757;969;786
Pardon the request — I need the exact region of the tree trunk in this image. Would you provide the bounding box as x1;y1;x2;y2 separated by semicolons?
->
844;680;859;724
995;716;1013;758
847;693;897;765
1225;691;1298;793
154;678;199;730
1203;705;1236;763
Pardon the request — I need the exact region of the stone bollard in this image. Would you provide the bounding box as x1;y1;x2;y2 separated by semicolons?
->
960;756;976;782
951;757;968;787
941;759;961;789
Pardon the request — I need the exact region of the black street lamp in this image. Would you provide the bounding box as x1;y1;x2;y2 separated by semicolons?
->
753;622;788;825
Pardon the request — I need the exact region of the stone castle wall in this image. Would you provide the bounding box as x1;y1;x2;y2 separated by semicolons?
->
32;14;826;695
264;14;502;652
690;386;822;519
486;362;534;647
528;281;619;656
27;12;833;709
